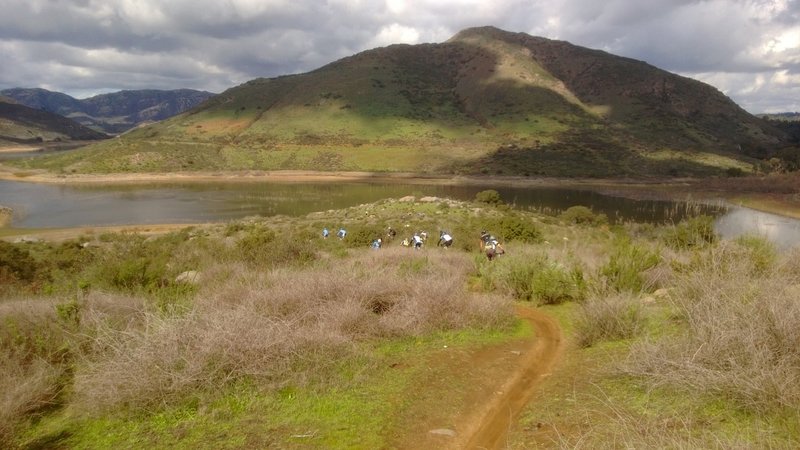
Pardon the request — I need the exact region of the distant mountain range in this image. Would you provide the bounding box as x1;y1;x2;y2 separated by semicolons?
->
760;112;800;122
9;27;794;177
0;88;215;134
0;95;107;147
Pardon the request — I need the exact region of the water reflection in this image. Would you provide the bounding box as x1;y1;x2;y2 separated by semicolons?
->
715;207;800;250
1;179;797;249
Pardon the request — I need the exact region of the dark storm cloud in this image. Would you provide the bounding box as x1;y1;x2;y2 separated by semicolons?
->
0;0;797;112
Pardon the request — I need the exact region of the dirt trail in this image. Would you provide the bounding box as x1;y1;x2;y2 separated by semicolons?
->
456;305;564;449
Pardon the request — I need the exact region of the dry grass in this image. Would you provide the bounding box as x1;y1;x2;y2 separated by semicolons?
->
574;292;646;348
0;353;63;443
0;292;147;445
544;391;784;449
0;297;69;444
624;240;800;412
73;248;513;412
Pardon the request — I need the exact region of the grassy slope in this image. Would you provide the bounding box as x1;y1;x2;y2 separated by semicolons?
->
9;28;780;177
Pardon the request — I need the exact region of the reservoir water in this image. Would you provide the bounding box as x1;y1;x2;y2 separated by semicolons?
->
1;179;798;249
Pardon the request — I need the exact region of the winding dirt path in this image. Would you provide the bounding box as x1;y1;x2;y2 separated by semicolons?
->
456;305;564;449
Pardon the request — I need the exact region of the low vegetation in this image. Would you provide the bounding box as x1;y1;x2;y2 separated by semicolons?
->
2;195;799;448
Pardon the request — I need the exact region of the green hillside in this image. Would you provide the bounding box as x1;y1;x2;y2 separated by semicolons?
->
12;27;787;177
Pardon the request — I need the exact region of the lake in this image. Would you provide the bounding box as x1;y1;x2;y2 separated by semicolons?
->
1;179;798;249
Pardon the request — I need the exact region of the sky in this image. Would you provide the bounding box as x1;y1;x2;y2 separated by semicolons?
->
0;0;798;113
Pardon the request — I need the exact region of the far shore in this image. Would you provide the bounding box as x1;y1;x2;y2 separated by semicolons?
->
0;223;209;242
0;146;41;153
0;164;690;190
0;140;102;154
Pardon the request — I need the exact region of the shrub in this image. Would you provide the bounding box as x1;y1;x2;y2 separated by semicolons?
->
491;254;542;300
574;293;645;347
0;352;62;446
624;244;800;413
0;242;37;283
560;205;608;226
486;253;586;304
72;249;514;412
94;255;168;292
343;223;386;248
600;239;661;293
676;237;778;279
531;264;587;305
496;215;542;244
236;225;277;263
734;235;777;275
48;240;94;272
662;215;717;250
475;189;502;205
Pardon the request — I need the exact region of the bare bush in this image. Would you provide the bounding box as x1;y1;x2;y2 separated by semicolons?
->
574;293;645;348
0;297;69;446
0;353;63;445
73;248;514;412
624;241;800;412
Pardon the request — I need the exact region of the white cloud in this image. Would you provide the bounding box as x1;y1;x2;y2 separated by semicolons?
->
0;0;797;112
369;24;421;48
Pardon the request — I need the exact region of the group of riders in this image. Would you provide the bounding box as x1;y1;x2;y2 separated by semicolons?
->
321;226;505;260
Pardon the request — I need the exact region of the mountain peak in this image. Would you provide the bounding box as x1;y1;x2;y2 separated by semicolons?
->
25;27;787;177
449;25;507;39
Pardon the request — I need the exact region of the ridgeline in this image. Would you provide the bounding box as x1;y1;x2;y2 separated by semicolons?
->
9;26;788;177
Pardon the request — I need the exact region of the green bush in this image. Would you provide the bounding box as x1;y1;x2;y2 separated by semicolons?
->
560;205;608;226
488;254;586;304
0;242;37;282
734;236;777;275
496;255;542;300
55;298;81;328
662;215;717;250
236;225;318;267
343;224;386;248
601;239;661;293
236;225;278;263
531;264;587;305
496;215;542;244
680;236;778;278
475;189;502;205
99;256;168;291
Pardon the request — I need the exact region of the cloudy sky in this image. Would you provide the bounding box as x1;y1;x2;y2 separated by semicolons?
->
0;0;798;113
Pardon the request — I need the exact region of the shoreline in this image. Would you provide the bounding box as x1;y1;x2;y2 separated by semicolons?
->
0;165;688;189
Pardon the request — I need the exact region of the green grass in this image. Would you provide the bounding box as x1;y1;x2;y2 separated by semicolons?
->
19;324;526;450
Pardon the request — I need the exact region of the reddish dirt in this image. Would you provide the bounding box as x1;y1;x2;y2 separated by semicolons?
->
457;306;564;449
391;305;564;450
